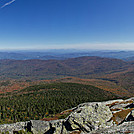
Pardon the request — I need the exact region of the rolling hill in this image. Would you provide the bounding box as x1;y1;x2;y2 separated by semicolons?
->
0;56;129;80
0;56;134;94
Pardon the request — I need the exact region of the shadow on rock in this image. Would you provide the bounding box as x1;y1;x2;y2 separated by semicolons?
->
63;120;74;131
125;103;134;108
126;114;134;121
44;123;56;134
24;121;33;133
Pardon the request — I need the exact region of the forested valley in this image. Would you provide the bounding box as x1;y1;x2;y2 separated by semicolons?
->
0;82;118;124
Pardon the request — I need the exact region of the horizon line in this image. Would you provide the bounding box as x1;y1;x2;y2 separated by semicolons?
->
0;48;133;52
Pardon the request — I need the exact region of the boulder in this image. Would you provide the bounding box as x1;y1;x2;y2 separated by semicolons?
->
67;103;113;133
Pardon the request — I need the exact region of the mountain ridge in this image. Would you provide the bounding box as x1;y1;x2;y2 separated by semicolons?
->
0;56;129;80
1;50;134;60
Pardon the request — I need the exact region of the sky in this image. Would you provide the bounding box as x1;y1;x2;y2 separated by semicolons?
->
0;0;134;50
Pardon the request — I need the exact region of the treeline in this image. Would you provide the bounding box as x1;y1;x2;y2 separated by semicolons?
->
0;83;118;124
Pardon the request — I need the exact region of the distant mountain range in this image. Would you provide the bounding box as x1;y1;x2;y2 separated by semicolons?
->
0;56;134;94
0;56;128;79
1;50;134;60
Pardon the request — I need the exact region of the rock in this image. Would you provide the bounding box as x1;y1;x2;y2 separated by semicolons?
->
0;98;134;133
67;103;113;133
94;121;134;133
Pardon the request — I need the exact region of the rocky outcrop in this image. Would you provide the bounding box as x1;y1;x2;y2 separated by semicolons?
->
1;98;134;133
67;103;113;133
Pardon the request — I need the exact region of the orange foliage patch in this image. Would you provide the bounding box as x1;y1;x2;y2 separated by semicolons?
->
41;117;59;121
106;100;133;108
111;108;134;125
70;131;81;134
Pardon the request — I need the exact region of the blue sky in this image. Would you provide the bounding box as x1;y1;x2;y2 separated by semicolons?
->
0;0;134;50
